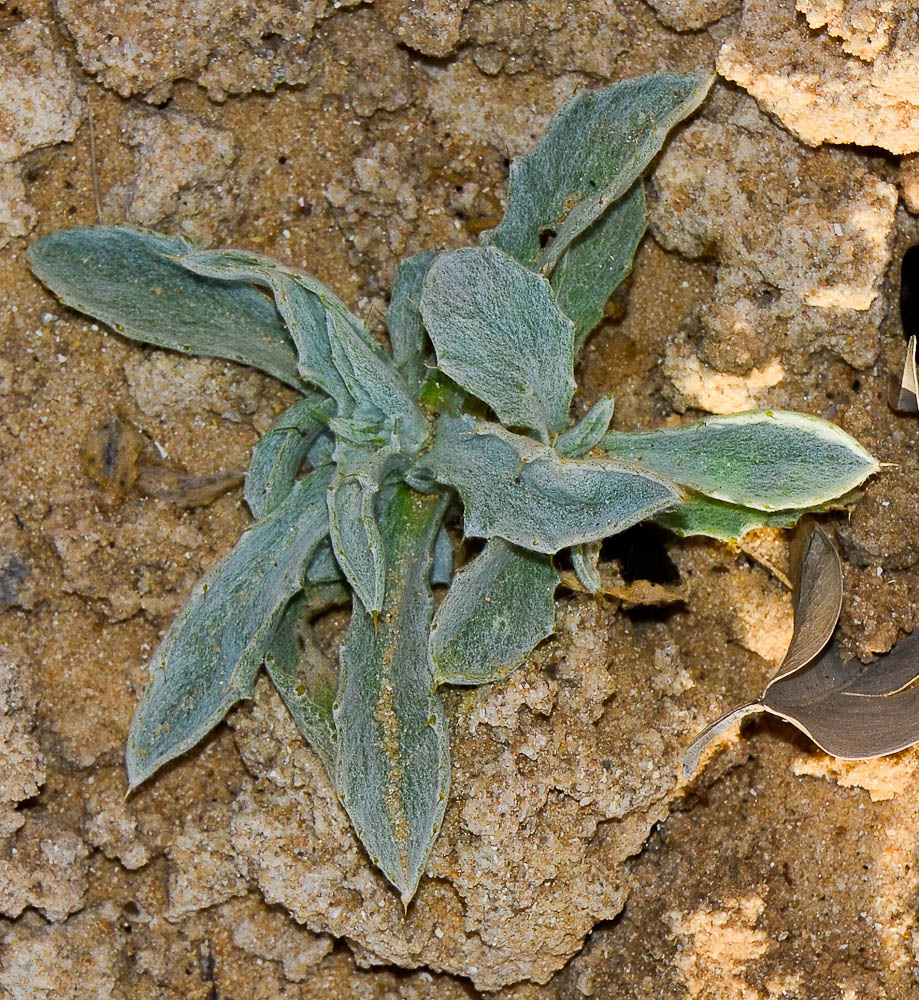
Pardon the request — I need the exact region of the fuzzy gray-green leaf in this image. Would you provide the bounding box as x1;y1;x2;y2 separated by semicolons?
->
603;411;879;510
28;226;303;389
552;182;647;347
176;247;354;406
483;74;711;271
431;538;558;686
335;486;450;904
246;392;336;519
326;441;403;615
555;396;616;458
126;464;334;789
387;250;436;394
421;246;576;438
264;585;349;780
421;415;678;552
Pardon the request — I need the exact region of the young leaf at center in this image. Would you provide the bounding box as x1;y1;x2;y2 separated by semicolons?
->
420;246;576;440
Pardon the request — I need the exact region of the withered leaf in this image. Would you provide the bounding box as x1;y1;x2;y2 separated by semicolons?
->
683;523;919;779
890;334;919;414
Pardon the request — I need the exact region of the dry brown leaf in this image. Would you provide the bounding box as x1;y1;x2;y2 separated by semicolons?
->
683;523;919;779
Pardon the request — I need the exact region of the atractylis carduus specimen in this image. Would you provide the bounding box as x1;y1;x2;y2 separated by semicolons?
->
29;73;878;904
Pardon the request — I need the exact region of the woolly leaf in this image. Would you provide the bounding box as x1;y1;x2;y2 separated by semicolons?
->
421;246;575;439
431;523;454;586
603;411;879;511
483;74;711;272
387;250;437;394
335;486;451;905
326;441;402;616
552;182;647;347
264;583;349;780
420;415;678;552
177;247;355;406
431;538;558;686
28;226;303;389
126;464;334;789
245;392;336;519
555;396;615;458
325;307;430;453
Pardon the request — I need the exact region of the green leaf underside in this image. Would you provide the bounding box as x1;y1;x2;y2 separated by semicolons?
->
422;415;679;553
386;250;437;394
603;411;879;511
28;227;303;389
246;392;336;520
126;464;335;789
431;538;558;686
555;396;616;458
483;74;712;272
264;584;349;780
654;492;805;542
334;486;451;905
421;246;576;439
552;182;647;347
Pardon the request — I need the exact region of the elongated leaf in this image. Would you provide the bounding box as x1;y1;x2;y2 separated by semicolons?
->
654;492;805;542
420;415;679;552
326;441;403;615
305;538;344;584
264;583;349;779
127;464;334;789
28;226;303;389
176;248;357;410
552;182;647;347
684;524;919;777
555;396;615;458
387;250;437;394
431;523;454;586
431;538;558;686
325;308;430;453
334;486;451;904
603;411;879;511
246;393;335;519
483;74;711;272
421;246;576;439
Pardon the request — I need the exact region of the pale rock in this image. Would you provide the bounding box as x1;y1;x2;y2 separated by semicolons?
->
103;106;244;246
651;95;897;377
224;896;334;981
900;153;919;213
0;164;35;250
376;0;471;56
643;0;740;31
0;19;83;163
226;597;720;991
55;0;363;102
718;0;919;154
464;0;629;78
0;657;44;839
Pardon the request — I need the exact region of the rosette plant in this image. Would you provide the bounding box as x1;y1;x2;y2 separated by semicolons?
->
28;73;878;904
